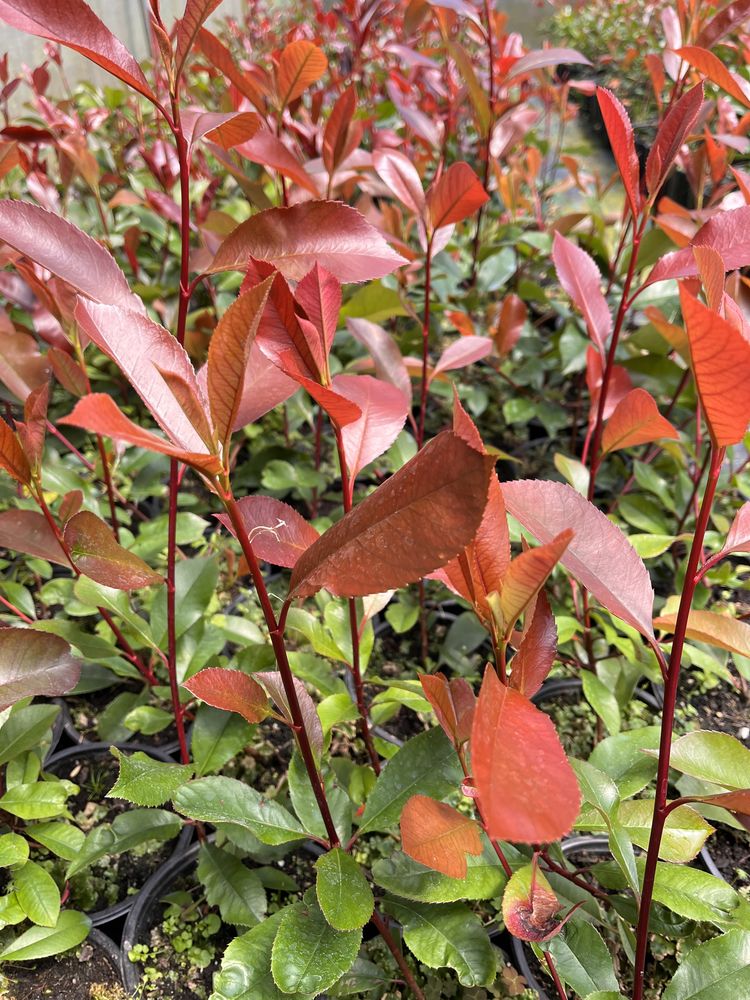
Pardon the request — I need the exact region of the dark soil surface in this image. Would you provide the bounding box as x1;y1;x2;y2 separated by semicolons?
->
1;936;126;1000
676;674;750;742
66;686;179;749
707;826;750;891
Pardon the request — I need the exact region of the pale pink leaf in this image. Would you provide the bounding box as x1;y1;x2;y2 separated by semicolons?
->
432;336;493;378
346;318;411;403
552;231;612;353
332;374;410;481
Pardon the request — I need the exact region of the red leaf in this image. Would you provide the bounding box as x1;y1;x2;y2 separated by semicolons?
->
196;28;266;110
400;795;482;878
184;110;262;150
0;322;49;401
230;345;297;428
692;245;725;313
432;336;493;378
721;502;750;556
552;231;612;353
74;299;211;455
255;267;327;383
275;40;327;108
676;45;750;109
0;628;80;710
295;375;362;430
502;479;655;638
596;87;641;218
60;394;223;476
601;388;680;454
472;667;580;843
426;162;489;231
175;0;224;80
648;205;750;286
209;202;407;283
499;530;572;638
679;285;750;446
323;86;357;175
216;495;319;569
372;148;426;215
236;130;318;196
507;47;591;80
646;83;703;196
333;374;410;481
0;200;140;311
0;417;30;485
346;318;411;403
289;431;494;598
493;294;526;358
689;789;750;814
183;667;270;724
256;670;323;757
0;0;156;102
502;863;567;942
697;0;750;48
419;672;475;746
0;508;68;565
295;264;341;358
63;511;163;590
16;381;49;470
509;590;557;698
207;276;273;456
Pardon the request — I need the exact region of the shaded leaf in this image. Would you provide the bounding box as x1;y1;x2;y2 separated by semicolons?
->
721;502;750;556
676;45;750;108
346;317;411;402
63;511;163;590
175;0;224;80
646;83;704;195
372;148;425;215
502;864;564;942
197;843;266;927
499;530;572;637
0;418;30;485
0;510;67;566
432;336;493;377
419;672;475;746
509;589;557;698
256;671;323;758
0;629;79;710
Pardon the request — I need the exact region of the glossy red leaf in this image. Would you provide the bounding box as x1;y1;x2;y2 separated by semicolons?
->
679;285;750;447
432;336;493;378
322;86;357;175
207;276;273;456
295;264;341;357
289;431;494;598
256;671;323;757
400;796;482;878
175;0;224;80
507;47;591;81
236;130;318;196
688;789;750;814
0;628;80;710
346;318;411;403
676;45;750;108
60;394;222;476
472;667;580;843
275;40;327;108
0;418;30;486
602;388;680;454
419;672;475;746
646;83;703;196
372;148;426;215
209;202;407;283
721;502;750;556
216;495;319;569
500;530;572;637
509;590;557;698
0;509;68;565
254;267;326;383
0;201;140;311
648;205;750;285
427;162;489;231
231;345;297;428
74;299;210;455
0;0;156;102
552;231;612;353
692;245;725;313
332;374;410;481
184;110;262;150
596;87;641;218
183;667;270;725
64;511;163;590
502;479;655;638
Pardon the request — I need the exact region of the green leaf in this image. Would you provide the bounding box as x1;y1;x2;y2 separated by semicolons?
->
13;861;60;927
151;557;219;644
583;994;626;1000
211;909;315;1000
582;671;621;735
0;910;91;962
546;922;619;997
315;849;373;931
588;727;661;798
271;892;362;994
652;862;750;930
108;748;194;806
123;705;173;735
371;844;506;903
659;731;750;790
191;705;255;777
575;800;713;862
384;898;496;987
0;704;60;766
288;752;352;844
73;576;156;648
341;281;407;322
662;929;750;999
174;776;305;845
0;833;28;867
358;727;462;834
25;823;84;862
197;843;266;927
67;809;180;877
318;693;358;735
0;782;68;820
286;608;346;662
629;534;677;558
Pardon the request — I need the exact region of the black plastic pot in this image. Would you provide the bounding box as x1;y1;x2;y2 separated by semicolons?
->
532;675;661;711
88;927;125;985
44;741;193;927
43;698;74;762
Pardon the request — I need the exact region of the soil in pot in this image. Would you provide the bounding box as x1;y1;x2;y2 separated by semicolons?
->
675;674;750;743
65;684;181;750
0;930;125;1000
705;826;750;892
44;747;184;917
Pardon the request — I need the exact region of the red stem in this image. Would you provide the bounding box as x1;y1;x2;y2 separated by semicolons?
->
0;593;34;624
370;907;426;1000
632;445;724;1000
417;237;433;450
544;951;568;1000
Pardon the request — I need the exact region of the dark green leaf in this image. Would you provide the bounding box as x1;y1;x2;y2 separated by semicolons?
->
315;849;373;930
